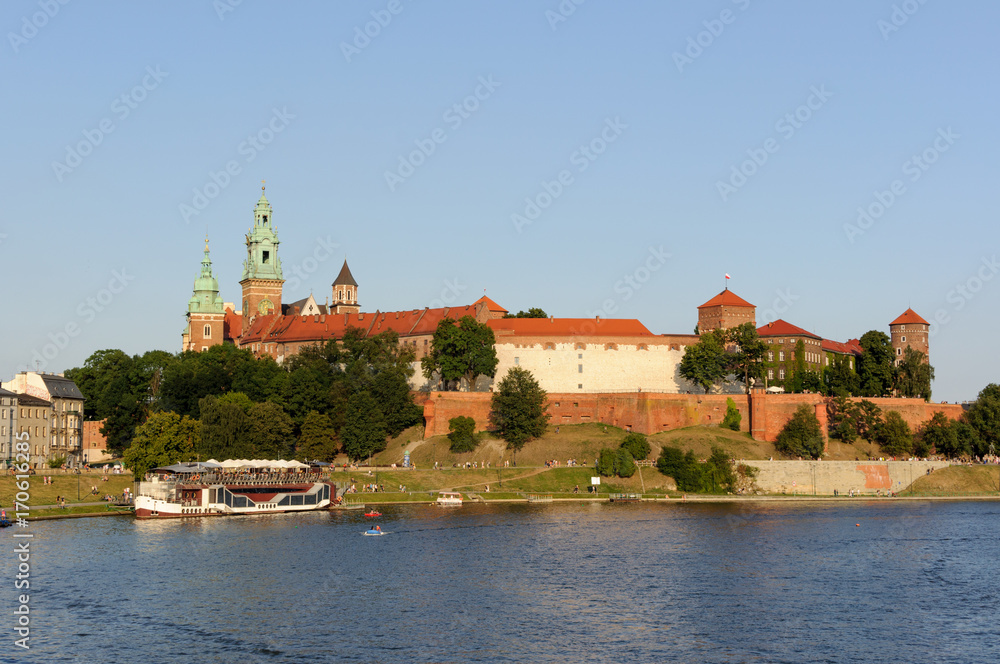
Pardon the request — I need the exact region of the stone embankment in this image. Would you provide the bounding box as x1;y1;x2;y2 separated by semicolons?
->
743;460;951;495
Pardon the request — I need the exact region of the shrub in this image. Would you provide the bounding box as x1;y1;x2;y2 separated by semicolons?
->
705;447;737;492
620;432;651;460
447;416;478;453
656;446;710;492
775;405;824;459
48;456;67;469
596;448;618;477
721;398;742;431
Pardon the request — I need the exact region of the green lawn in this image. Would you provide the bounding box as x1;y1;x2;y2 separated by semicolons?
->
0;473;134;508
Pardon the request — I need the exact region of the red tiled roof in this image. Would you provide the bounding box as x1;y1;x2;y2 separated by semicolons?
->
890;308;929;326
474;295;507;313
487;317;653;337
224;309;242;340
822;338;863;355
757;319;820;340
698;289;754;309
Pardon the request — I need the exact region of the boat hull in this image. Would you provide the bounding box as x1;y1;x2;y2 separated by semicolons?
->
134;482;335;519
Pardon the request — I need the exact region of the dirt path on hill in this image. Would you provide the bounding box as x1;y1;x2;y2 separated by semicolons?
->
447;466;551;491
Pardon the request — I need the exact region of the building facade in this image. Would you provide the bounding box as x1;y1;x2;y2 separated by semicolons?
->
889;308;930;365
2;372;85;467
0;387;18;468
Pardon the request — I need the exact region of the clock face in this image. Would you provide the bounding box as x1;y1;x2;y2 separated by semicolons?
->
258;299;274;314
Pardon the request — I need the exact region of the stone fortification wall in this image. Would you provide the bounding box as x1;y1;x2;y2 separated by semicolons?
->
743;460;951;495
422;391;964;444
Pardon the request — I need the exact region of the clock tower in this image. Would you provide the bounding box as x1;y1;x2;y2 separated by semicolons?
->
240;184;284;328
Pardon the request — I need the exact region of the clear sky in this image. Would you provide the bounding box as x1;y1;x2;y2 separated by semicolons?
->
2;0;997;404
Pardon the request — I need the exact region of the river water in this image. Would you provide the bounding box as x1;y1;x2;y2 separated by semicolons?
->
4;500;999;663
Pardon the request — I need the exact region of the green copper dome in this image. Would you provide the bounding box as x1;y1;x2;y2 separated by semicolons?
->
241;186;283;281
188;238;225;314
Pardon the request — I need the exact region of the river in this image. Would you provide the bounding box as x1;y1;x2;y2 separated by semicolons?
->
3;500;998;663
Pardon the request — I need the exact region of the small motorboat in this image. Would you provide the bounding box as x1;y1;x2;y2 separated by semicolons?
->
364;511;382;517
363;526;384;536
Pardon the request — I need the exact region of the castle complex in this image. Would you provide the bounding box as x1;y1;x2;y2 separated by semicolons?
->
183;189;931;395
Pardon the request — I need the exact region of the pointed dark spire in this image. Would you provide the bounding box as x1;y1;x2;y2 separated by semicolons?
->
332;260;358;287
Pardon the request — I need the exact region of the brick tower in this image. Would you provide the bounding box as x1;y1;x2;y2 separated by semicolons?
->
181;237;226;351
240;184;284;328
697;288;756;333
889;308;929;365
330;260;360;314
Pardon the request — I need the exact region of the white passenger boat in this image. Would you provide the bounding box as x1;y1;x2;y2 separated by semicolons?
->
435;492;463;506
134;459;335;519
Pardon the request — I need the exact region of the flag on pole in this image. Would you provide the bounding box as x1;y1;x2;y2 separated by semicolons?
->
725;273;731;280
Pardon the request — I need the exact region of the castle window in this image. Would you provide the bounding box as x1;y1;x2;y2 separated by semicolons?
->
545;343;555;350
578;364;583;373
779;369;785;380
901;336;906;342
768;351;773;361
779;351;784;361
262;250;270;264
575;343;585;350
578;384;583;390
262;215;268;224
514;357;519;365
204;325;211;338
768;369;773;380
897;348;902;355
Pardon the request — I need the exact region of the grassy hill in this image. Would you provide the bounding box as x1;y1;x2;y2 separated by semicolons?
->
902;465;1000;496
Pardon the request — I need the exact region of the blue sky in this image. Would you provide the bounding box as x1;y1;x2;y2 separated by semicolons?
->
2;0;997;404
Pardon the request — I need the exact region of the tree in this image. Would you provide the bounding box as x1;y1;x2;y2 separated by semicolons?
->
488;367;550;453
918;412;958;457
620;432;651;460
447;416;478;453
679;329;728;393
895;347;934;400
705;447;738;493
122;412;199;477
158;344;263;418
721;398;741;431
774;405;824;459
197;394;252;459
878;411;912;457
857;331;895;397
726;323;768;393
827;396;860;443
421;316;498;391
823;354;859;397
340;391;388;461
615;448;637;478
596;448;618;477
503;308;548;318
964;383;1000;455
296;411;339;462
247;401;295;459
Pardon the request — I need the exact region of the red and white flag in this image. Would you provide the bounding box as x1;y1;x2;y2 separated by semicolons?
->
725;273;731;280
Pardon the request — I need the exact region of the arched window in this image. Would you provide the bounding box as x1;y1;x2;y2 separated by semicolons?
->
204;324;211;338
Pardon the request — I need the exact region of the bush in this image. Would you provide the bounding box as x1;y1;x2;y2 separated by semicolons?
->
620;432;651;460
48;456;67;469
721;398;741;431
775;405;824;459
656;446;713;492
447;416;478;453
596;448;618;477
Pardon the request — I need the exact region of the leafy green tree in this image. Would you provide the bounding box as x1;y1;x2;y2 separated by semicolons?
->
503;308;548;318
679;329;728;393
447;416;478;453
656;446;711;492
421;316;498;391
726;323;768;393
706;447;738;493
123;412;199;476
894;347;934;400
918;412;959;457
963;383;1000;454
296;411;339;462
855;400;884;442
822;354;860;397
774;405;824;459
596;448;618;477
158;344;262;418
488;367;550;453
827;396;859;443
857;331;895;397
615;448;637;478
370;369;423;438
878;411;913;457
197;394;252;459
247;401;295;459
340;391;388;461
620;432;651;460
955;420;985;458
721;398;742;431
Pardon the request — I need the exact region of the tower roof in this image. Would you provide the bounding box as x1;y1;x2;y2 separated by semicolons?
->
332;260;358;287
473;295;507;313
697;289;754;309
890;308;929;326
